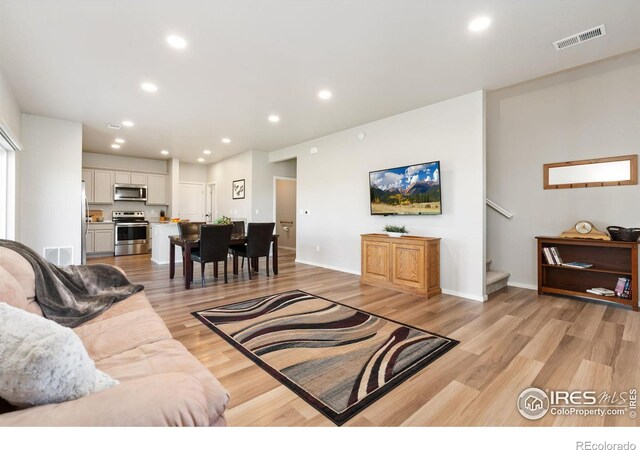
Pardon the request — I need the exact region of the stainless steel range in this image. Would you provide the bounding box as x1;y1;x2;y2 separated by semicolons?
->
112;211;149;256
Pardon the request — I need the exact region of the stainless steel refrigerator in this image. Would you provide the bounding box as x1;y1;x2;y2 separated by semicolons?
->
81;181;87;264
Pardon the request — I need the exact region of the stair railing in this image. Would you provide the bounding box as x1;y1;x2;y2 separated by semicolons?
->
486;198;513;219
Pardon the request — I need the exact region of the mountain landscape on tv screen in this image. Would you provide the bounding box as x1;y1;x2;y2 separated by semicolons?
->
369;162;441;215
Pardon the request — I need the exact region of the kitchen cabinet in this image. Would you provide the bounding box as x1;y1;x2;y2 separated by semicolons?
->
94;230;114;253
146;174;168;205
131;172;147;185
86;230;95;253
87;223;114;255
82;169;94;202
114;171;131;184
93;170;114;204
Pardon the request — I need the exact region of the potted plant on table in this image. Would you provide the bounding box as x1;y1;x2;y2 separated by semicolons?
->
383;224;408;238
215;216;232;225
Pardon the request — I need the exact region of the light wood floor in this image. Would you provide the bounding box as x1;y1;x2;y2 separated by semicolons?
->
91;250;640;426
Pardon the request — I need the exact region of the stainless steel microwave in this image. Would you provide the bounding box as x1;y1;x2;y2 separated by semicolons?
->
114;184;147;202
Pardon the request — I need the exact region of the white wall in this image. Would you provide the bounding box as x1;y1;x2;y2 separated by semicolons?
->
179;162;208;184
271;90;486;301
82;152;167;173
0;67;20;138
487;51;640;289
207;151;253;221
252;152;296;222
19;114;82;263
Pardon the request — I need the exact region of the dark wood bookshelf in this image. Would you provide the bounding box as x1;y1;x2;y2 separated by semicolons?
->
536;236;638;311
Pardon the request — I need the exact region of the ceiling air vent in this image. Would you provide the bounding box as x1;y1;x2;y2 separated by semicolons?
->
553;25;606;50
107;123;121;130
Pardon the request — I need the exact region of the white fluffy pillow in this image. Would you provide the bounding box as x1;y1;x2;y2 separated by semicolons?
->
0;302;118;407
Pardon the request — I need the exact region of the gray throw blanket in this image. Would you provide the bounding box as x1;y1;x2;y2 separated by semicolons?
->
0;240;143;327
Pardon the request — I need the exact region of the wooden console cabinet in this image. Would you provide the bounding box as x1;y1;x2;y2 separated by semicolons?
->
537;236;639;311
361;233;441;297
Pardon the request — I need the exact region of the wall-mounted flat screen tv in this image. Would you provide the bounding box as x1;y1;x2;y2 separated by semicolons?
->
369;161;441;215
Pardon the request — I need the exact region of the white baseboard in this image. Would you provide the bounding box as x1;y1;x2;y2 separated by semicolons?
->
507;281;537;291
294;259;361;275
442;289;486;302
295;259;486;302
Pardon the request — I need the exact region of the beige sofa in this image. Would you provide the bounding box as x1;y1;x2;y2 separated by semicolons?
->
0;247;229;426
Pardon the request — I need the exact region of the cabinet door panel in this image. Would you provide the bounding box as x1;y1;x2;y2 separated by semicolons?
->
86;230;95;253
146;174;168;205
114;172;131;184
392;243;425;290
93;170;113;204
362;241;390;282
94;230;114;253
130;172;147;185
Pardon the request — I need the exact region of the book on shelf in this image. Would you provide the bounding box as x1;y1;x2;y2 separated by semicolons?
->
586;287;615;297
542;246;564;265
561;262;594;269
550;247;563;264
615;277;632;299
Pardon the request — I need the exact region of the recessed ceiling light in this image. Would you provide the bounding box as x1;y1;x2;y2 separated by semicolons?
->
122;120;134;127
160;150;169;155
203;149;212;155
111;144;121;149
166;35;187;49
268;114;280;123
468;16;492;32
221;138;231;144
141;82;158;93
318;89;332;100
114;138;125;144
197;157;205;162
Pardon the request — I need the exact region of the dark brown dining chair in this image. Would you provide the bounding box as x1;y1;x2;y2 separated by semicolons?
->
190;224;233;286
230;220;246;265
231;222;275;279
179;222;204;276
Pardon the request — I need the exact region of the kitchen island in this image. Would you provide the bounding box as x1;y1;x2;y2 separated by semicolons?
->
150;222;182;264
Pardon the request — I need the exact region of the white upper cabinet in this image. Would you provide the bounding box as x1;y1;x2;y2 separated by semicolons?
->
114;171;131;184
146;174;168;205
93;170;114;204
83;167;166;205
131;172;147;185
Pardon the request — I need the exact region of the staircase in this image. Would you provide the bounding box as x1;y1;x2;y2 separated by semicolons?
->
486;258;510;295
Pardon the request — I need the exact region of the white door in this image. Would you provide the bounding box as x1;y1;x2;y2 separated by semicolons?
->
178;183;205;221
207;183;217;222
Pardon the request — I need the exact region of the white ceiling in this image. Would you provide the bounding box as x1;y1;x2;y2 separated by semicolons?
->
0;0;638;164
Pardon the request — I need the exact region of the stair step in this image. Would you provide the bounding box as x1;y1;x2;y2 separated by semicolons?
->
486;258;492;271
486;270;510;295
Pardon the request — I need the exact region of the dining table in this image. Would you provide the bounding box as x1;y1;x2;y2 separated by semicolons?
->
168;233;279;289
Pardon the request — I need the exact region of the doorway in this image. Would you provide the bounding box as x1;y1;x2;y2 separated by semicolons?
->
206;182;217;222
178;182;205;221
274;177;296;251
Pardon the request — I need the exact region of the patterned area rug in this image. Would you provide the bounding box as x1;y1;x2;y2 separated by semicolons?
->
193;290;458;425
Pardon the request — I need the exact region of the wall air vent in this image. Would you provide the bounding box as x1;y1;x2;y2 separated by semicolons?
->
44;247;73;266
553;25;606;50
107;123;122;130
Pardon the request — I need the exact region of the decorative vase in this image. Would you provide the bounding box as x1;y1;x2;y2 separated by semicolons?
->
387;232;404;238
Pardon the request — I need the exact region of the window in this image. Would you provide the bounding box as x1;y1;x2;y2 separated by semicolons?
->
0;147;7;238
